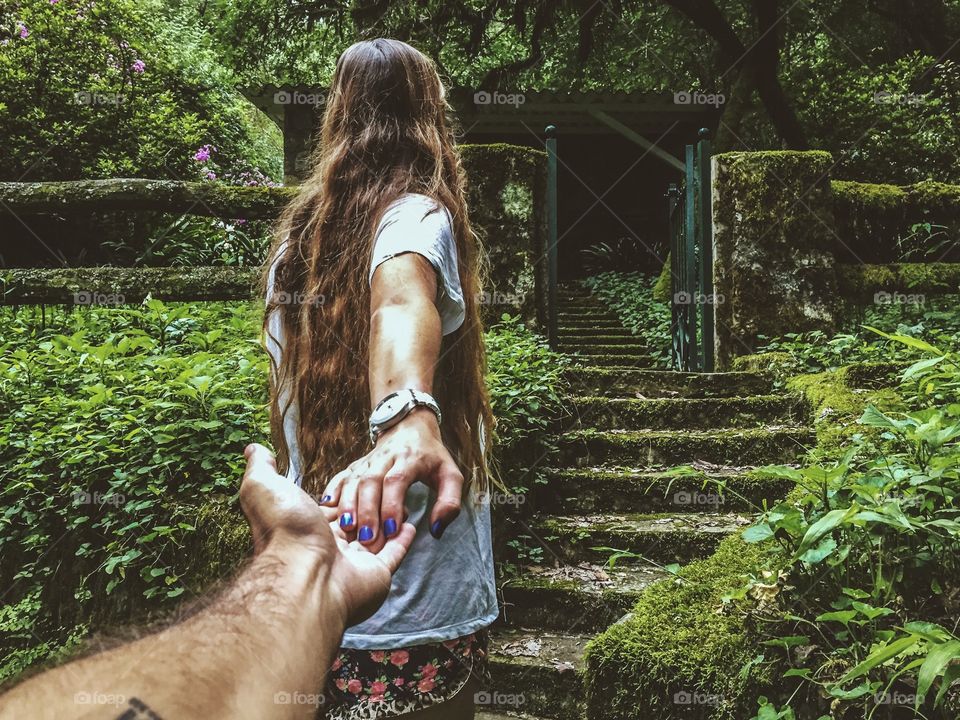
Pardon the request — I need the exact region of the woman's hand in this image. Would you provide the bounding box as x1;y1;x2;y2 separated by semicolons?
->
319;408;464;546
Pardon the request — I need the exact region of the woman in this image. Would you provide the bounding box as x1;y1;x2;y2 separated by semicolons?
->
262;38;498;719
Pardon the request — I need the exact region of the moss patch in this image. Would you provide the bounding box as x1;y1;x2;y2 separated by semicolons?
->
584;535;774;720
787;364;901;461
832;179;960;263
836;263;960;303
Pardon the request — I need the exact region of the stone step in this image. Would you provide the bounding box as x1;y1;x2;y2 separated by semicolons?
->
487;628;587;719
557;304;611;315
556;316;622;327
533;512;751;564
566;368;774;398
567;394;804;430
536;465;794;513
557;320;637;339
568;353;659;368
556;427;813;466
563;343;651;356
498;561;667;632
557;305;617;316
557;333;638;346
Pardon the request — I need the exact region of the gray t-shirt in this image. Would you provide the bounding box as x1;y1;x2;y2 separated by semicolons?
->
265;193;498;649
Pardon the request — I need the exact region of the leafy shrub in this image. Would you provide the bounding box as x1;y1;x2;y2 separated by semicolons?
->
0;0;280;181
740;332;960;717
581;271;672;368
0;304;566;678
757;296;960;376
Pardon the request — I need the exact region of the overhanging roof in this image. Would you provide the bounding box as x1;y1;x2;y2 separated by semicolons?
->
241;86;718;135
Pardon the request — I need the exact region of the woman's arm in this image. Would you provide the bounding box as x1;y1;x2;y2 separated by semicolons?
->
320;253;464;546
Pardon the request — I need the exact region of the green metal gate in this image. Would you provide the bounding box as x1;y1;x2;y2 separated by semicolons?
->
669;129;714;372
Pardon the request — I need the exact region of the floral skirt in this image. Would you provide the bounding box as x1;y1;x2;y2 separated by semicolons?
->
324;631;488;719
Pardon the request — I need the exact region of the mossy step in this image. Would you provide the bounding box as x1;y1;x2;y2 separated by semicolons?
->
566;368;774;398
499;562;668;632
534;512;751;564
557;320;637;338
559;336;645;348
569;354;659;368
563;344;650;355
488;628;587;719
476;712;554;720
557;304;612;315
567;394;804;430
537;466;794;513
557;427;813;466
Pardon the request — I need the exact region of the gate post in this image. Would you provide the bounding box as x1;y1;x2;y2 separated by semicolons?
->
545;124;559;349
696;129;715;371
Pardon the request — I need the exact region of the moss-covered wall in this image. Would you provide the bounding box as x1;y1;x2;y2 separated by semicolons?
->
2;144;548;327
832;179;960;263
835;262;960;303
711;151;838;369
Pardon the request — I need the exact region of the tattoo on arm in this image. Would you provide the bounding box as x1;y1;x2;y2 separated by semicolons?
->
115;697;163;720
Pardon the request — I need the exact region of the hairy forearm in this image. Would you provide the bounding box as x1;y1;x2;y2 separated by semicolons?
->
0;544;344;720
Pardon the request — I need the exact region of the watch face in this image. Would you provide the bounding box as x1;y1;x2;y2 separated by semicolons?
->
370;394;407;426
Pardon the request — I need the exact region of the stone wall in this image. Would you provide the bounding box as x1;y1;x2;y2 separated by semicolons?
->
0;143;549;327
711;151;838;369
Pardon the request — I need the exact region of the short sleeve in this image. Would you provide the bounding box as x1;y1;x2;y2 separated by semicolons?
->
369;194;466;336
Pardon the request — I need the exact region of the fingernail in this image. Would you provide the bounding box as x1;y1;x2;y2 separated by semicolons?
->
383;518;398;537
321;495;332;504
430;519;445;539
339;512;354;528
359;525;374;542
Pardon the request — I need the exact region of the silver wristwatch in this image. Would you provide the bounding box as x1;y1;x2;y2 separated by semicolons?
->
369;389;442;445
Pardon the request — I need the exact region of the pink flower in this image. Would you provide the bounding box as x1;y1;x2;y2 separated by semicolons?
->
419;663;438;679
417;677;435;694
393;678;404;687
50;0;60;4
370;681;387;695
330;657;342;671
193;145;211;162
369;651;386;662
130;59;145;73
334;678;347;691
369;694;385;703
205;171;216;180
389;650;409;667
347;678;362;695
17;24;29;39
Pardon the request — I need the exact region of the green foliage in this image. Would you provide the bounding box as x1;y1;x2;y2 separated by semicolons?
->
757;296;960;376
740;333;960;717
800;53;960;184
0;0;281;180
581;271;671;369
0;304;567;677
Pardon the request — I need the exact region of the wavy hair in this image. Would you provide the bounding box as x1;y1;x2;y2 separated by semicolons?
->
262;38;493;497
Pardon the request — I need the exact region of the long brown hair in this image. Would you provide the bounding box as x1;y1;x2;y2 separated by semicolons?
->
262;38;493;497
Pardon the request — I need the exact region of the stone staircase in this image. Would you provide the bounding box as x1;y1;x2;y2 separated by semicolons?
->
477;285;812;719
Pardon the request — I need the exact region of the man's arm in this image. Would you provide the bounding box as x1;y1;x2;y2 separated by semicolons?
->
320;253;464;544
0;445;415;720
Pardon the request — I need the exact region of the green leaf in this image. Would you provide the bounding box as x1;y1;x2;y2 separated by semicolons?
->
840;635;920;682
916;639;960;705
743;524;774;543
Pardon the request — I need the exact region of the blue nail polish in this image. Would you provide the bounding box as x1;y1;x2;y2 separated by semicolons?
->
384;518;398;537
359;526;374;542
321;495;332;504
430;519;445;539
339;512;353;528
